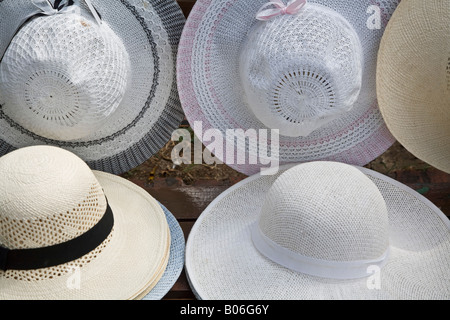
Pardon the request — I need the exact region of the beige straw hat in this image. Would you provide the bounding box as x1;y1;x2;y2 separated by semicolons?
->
0;145;170;300
186;162;450;300
377;0;450;173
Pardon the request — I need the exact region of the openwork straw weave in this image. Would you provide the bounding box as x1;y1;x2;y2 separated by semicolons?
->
240;4;363;137
1;12;130;141
177;0;400;176
0;0;186;174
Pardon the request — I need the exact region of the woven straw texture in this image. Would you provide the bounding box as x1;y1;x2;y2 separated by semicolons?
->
186;162;450;300
377;0;450;174
177;0;399;176
0;12;130;141
240;4;363;137
259;163;389;262
0;0;186;174
0;146;170;300
143;203;185;300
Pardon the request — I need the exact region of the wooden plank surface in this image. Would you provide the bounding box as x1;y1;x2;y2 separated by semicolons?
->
122;0;450;300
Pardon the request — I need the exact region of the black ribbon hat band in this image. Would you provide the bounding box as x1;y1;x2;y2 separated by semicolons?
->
0;201;114;272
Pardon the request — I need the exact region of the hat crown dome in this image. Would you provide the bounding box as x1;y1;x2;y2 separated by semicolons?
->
258;162;390;262
240;4;362;137
0;11;130;141
0;146;107;250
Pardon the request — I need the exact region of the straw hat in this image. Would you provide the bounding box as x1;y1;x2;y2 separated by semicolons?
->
0;145;173;300
0;0;186;174
186;162;450;299
177;0;400;176
377;0;450;174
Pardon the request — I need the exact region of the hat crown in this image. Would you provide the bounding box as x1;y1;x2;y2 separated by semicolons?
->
240;4;362;137
0;10;130;141
0;146;107;250
258;162;390;262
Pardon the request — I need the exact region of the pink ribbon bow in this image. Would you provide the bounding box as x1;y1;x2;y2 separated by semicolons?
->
256;0;307;21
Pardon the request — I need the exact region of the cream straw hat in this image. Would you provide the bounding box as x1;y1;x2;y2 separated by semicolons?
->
0;145;171;300
0;0;185;174
186;162;450;300
377;0;450;174
177;0;400;176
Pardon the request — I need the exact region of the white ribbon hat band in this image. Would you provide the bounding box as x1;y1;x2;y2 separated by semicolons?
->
251;223;390;280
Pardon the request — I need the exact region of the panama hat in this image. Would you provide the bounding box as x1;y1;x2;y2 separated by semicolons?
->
143;203;185;300
377;0;450;174
0;145;174;300
0;0;186;174
177;0;401;176
185;162;450;300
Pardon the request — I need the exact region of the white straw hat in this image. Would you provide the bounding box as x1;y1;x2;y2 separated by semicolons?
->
186;162;450;300
0;145;171;300
377;0;450;174
0;0;186;174
177;0;400;176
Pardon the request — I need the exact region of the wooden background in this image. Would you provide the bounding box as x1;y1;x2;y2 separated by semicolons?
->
123;0;450;300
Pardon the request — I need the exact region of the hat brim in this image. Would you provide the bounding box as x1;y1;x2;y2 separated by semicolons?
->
142;202;185;300
0;0;186;174
185;164;450;300
0;171;170;300
177;0;400;176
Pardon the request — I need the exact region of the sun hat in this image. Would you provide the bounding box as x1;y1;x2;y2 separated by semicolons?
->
177;0;400;176
0;0;186;174
185;161;450;300
0;145;172;300
377;0;450;174
143;202;185;300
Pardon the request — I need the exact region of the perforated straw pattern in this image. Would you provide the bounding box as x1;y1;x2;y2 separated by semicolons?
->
0;233;113;282
0;181;106;250
0;146;110;282
240;4;362;137
0;12;130;141
258;162;389;262
185;163;450;300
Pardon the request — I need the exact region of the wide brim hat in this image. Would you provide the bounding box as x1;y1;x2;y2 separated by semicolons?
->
0;0;186;175
0;146;175;300
377;0;450;174
185;163;450;300
177;0;400;176
143;202;185;300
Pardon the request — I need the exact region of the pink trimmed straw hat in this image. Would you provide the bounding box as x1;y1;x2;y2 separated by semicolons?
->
177;0;400;175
